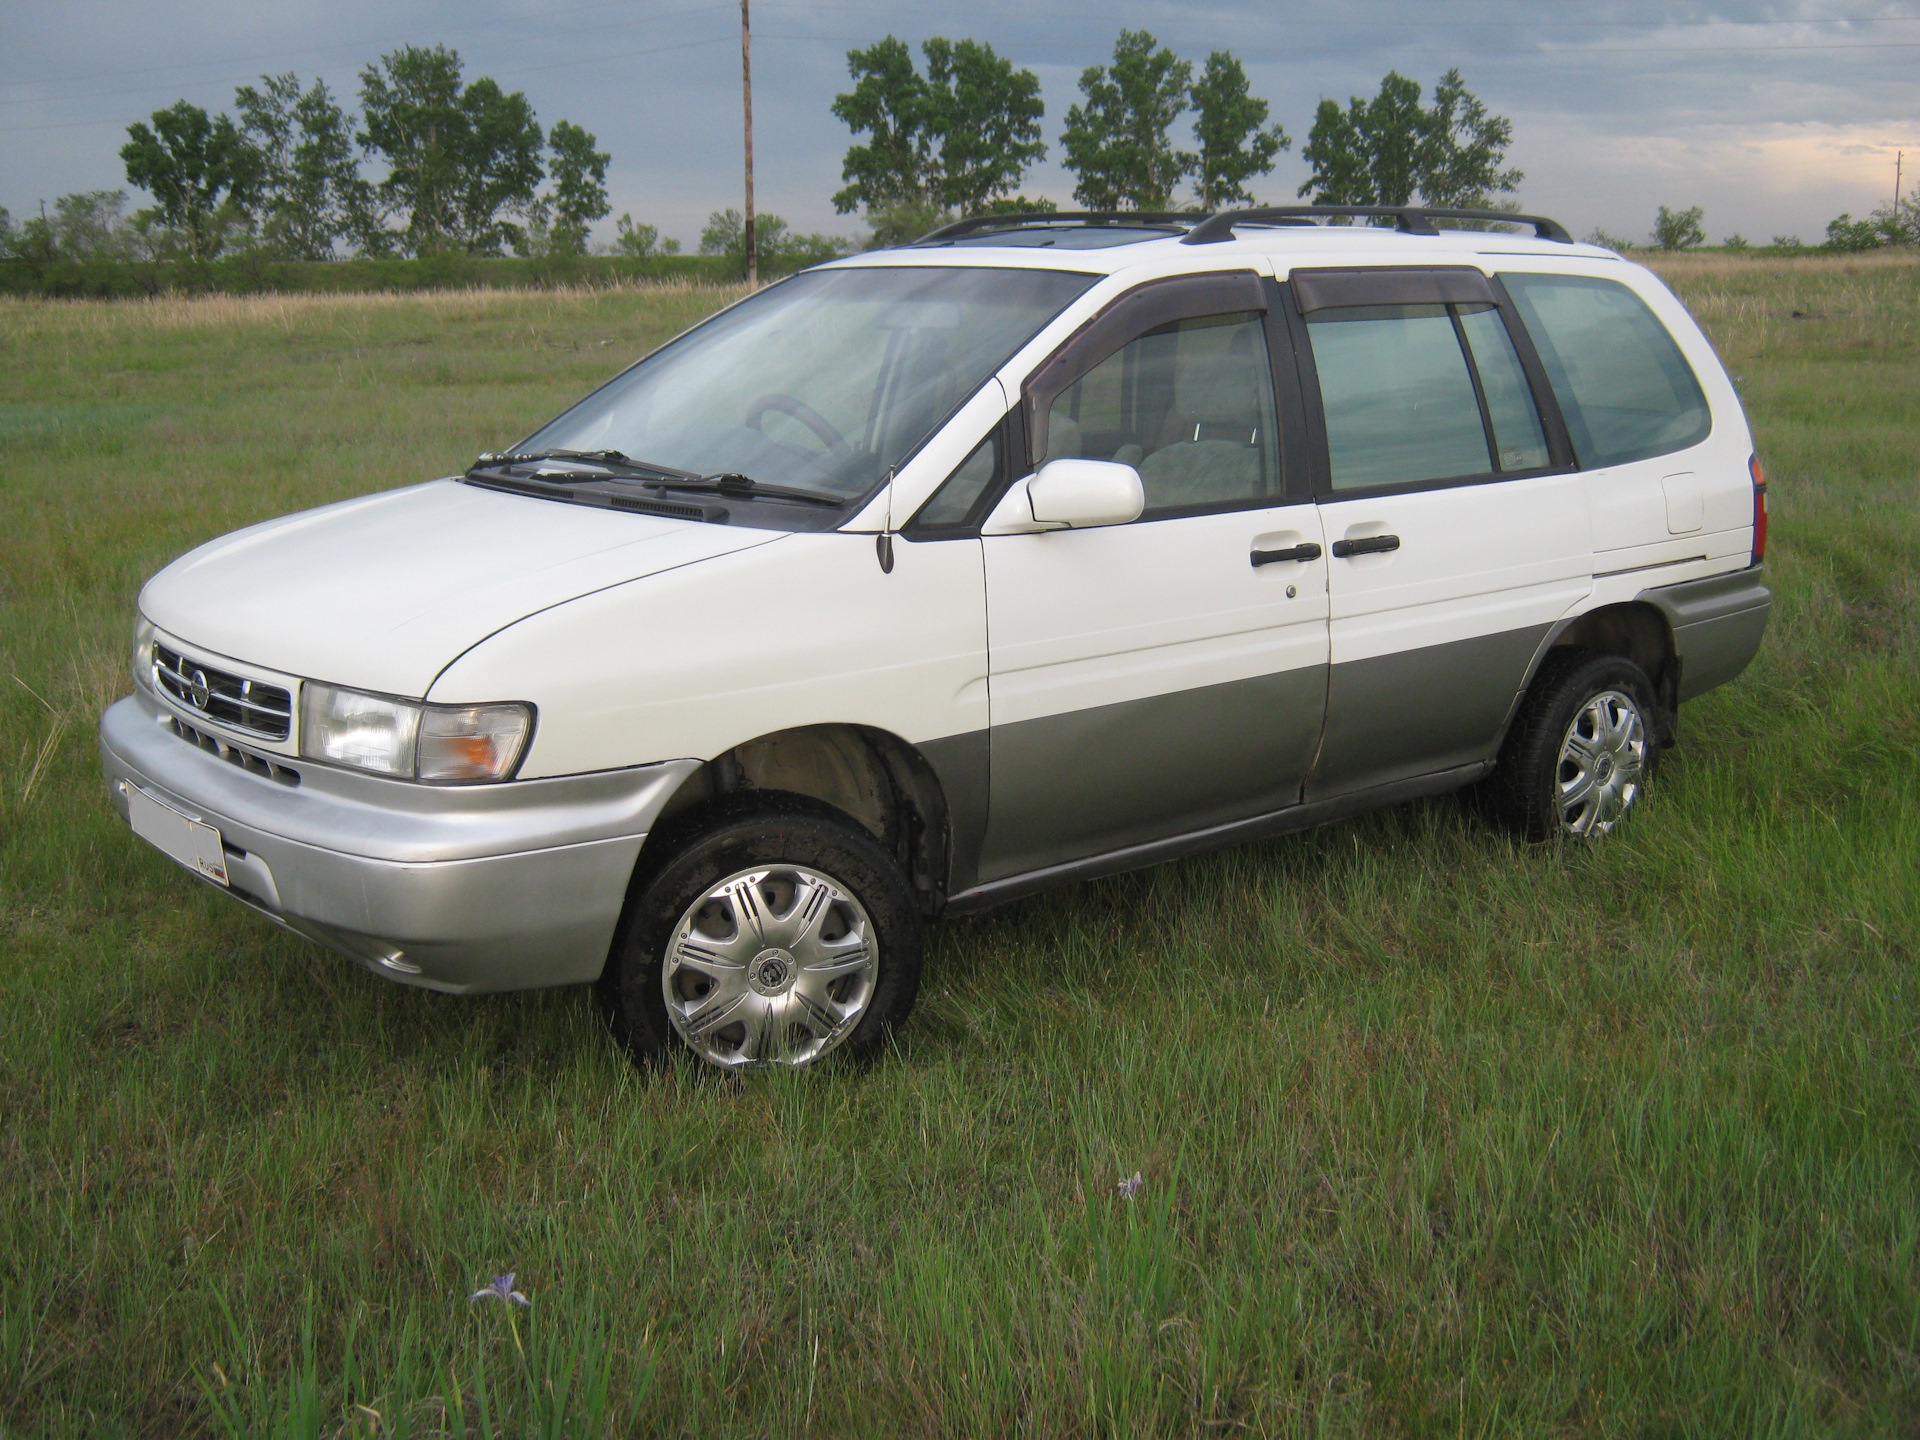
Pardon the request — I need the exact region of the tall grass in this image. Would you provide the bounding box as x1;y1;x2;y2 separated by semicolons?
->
0;257;1916;1436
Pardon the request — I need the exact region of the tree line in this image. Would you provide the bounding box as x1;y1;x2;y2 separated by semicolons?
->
828;30;1523;246
4;29;1912;272
0;46;634;267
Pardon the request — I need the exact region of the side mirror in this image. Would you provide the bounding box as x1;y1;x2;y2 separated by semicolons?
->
1025;458;1145;530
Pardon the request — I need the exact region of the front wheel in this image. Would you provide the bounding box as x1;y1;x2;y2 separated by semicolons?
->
1485;650;1660;840
599;796;924;1070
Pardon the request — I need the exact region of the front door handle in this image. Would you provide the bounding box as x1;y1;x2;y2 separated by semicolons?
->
1331;534;1401;558
1250;542;1322;567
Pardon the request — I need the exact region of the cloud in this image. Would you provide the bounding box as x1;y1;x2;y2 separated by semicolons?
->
2;0;1915;246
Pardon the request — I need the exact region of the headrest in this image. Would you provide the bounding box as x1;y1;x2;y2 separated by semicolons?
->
1172;324;1264;425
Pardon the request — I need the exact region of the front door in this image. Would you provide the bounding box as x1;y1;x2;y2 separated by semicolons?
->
1286;266;1594;799
977;273;1329;882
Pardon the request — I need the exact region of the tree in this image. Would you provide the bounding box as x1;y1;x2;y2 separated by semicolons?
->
613;215;679;256
1299;69;1521;211
1060;30;1192;210
1823;198;1917;251
234;73;373;259
1651;204;1705;250
120;100;260;259
831;36;1045;220
832;37;926;214
51;191;143;260
1186;50;1288;208
1417;69;1522;207
1299;72;1423;206
542;121;611;256
920;39;1045;212
358;46;546;255
700;208;844;266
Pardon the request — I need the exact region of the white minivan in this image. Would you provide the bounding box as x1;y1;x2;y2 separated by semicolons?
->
101;206;1772;1071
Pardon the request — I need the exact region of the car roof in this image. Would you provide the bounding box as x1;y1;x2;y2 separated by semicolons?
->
820;207;1621;277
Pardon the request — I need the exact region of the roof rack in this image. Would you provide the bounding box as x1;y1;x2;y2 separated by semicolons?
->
1181;205;1573;245
914;211;1200;244
910;204;1574;248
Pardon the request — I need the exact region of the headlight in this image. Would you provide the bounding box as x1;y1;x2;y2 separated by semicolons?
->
300;685;533;784
131;615;155;691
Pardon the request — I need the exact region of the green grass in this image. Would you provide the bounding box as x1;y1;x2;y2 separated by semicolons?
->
1;255;1917;1437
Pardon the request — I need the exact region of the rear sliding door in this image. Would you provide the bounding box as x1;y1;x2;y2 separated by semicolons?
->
1288;266;1593;799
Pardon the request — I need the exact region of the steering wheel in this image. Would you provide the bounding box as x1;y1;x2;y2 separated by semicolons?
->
743;393;851;456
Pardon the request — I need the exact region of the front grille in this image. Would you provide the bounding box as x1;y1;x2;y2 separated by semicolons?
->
166;716;301;786
152;644;292;741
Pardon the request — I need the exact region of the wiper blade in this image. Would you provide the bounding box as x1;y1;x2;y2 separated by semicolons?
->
467;453;847;507
468;449;698;480
653;472;845;507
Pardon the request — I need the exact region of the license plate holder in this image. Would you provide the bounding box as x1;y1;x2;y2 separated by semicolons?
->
127;783;229;886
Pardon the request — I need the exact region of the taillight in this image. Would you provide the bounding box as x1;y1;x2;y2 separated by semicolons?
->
1750;455;1768;565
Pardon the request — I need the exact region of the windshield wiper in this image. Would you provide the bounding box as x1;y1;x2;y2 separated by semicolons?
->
467;453;844;507
468;449;698;480
664;472;846;507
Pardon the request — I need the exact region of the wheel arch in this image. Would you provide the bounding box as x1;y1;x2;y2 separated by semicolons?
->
647;723;958;916
1504;601;1680;749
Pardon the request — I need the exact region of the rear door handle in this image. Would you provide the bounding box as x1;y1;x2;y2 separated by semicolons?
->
1330;534;1401;558
1250;542;1322;567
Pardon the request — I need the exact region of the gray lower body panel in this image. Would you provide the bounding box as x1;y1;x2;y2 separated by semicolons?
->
947;761;1489;915
100;693;700;993
977;666;1327;883
919;728;991;898
1307;624;1551;799
1638;563;1771;701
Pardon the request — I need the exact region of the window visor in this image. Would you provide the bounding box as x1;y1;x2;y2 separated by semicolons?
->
1290;266;1497;313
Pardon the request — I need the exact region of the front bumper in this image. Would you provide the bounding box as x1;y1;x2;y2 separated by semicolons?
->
100;692;701;993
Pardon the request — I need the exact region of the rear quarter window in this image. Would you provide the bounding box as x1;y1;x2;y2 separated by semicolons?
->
1501;272;1710;469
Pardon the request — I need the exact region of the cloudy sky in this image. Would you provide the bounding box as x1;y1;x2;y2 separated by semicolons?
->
3;0;1915;248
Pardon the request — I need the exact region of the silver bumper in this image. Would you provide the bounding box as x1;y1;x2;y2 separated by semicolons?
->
99;692;700;994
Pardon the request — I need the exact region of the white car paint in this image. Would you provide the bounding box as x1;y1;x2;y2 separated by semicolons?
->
430;528;990;781
138;479;780;700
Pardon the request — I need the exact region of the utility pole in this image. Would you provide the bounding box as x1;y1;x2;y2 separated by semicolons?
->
1896;151;1904;213
741;0;756;287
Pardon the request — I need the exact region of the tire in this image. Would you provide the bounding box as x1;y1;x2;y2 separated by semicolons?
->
598;793;924;1071
1484;649;1661;841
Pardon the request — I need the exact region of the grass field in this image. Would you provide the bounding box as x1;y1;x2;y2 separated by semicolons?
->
1;254;1917;1438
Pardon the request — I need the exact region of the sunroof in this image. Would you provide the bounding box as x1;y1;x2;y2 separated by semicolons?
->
943;225;1181;250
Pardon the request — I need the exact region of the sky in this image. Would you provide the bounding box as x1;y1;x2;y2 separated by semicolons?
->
3;0;1916;250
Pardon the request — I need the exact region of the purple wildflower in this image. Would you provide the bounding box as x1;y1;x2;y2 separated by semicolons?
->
1117;1171;1143;1200
469;1273;531;1307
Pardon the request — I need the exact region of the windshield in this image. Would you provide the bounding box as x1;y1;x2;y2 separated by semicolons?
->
518;265;1098;502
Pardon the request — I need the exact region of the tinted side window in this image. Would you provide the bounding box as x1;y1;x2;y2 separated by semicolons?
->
1042;312;1280;513
1501;273;1710;468
1307;304;1491;490
1458;306;1549;472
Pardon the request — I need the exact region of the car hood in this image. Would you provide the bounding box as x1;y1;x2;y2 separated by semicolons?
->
139;478;782;697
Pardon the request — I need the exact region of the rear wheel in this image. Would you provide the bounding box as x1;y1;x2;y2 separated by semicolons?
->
599;795;923;1070
1485;650;1660;840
